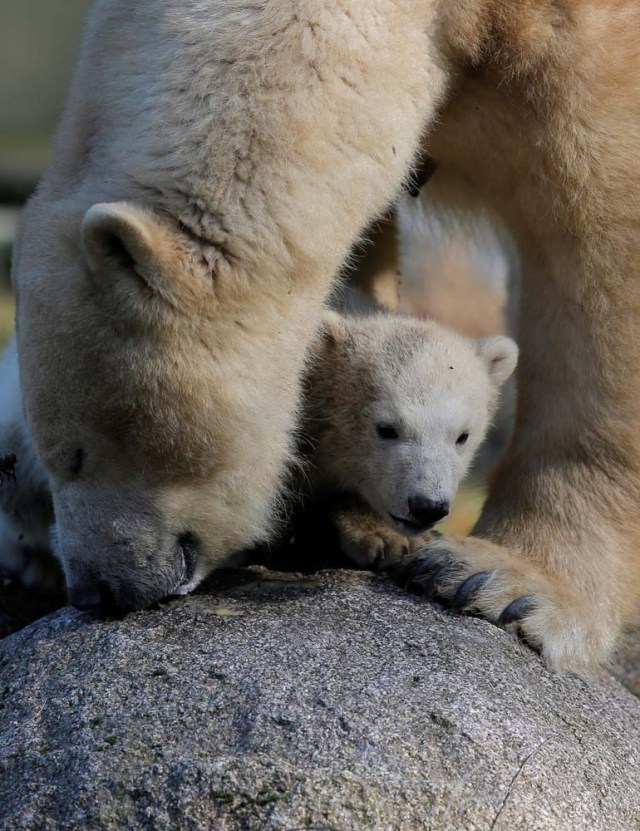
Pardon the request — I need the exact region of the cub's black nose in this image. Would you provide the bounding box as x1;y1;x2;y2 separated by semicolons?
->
407;497;450;528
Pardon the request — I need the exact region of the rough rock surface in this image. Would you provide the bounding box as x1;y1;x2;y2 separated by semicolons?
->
2;569;640;831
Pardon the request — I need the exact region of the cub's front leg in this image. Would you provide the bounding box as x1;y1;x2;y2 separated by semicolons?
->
332;496;434;570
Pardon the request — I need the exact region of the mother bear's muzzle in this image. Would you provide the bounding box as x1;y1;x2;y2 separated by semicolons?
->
53;482;197;613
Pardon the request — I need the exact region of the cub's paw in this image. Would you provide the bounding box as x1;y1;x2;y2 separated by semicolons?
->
334;506;433;570
405;535;616;671
339;525;412;569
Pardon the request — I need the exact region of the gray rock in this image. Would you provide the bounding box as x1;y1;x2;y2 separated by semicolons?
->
1;568;639;831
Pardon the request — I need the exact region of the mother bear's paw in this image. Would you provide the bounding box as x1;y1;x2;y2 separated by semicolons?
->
405;535;618;672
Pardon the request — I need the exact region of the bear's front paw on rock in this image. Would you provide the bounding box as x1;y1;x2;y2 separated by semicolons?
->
339;525;410;569
335;506;433;570
405;535;618;671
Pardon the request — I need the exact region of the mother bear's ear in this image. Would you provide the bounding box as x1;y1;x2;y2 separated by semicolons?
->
476;335;519;389
81;202;209;323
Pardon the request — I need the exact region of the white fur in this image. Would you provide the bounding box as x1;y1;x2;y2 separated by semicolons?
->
306;309;518;534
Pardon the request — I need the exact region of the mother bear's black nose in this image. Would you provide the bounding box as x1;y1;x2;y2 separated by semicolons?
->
408;497;450;528
68;579;117;612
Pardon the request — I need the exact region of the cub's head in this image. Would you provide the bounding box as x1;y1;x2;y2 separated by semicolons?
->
15;201;308;611
313;312;518;535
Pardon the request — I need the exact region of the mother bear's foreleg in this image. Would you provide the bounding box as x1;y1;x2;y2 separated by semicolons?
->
409;1;640;670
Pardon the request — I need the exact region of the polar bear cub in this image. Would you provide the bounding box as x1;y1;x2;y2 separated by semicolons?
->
301;307;518;567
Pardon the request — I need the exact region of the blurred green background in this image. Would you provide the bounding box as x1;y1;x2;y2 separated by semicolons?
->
0;0;90;346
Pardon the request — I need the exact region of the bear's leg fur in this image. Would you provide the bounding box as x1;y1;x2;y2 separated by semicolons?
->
408;1;640;669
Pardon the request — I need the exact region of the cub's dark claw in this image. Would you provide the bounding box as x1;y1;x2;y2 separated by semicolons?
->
498;596;536;625
451;571;493;610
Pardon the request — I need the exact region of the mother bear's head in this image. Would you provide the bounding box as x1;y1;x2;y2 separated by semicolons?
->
16;200;313;611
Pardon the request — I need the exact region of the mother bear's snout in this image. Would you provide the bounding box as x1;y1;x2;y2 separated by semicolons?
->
67;577;115;612
66;553;185;613
52;481;200;613
66;561;178;613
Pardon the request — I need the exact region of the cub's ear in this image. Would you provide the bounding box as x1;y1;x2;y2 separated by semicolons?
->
81;202;200;317
476;335;519;388
320;310;351;347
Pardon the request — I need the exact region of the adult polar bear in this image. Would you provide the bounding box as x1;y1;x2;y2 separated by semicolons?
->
12;0;640;669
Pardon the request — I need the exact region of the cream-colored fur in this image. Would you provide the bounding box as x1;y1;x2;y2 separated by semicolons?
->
302;308;517;568
13;0;446;609
12;0;640;668
417;1;640;670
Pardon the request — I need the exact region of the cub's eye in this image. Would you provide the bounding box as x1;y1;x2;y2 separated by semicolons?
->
456;432;470;447
376;424;400;440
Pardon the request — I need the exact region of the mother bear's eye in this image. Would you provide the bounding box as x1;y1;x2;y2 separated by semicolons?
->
376;424;400;440
456;432;470;446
